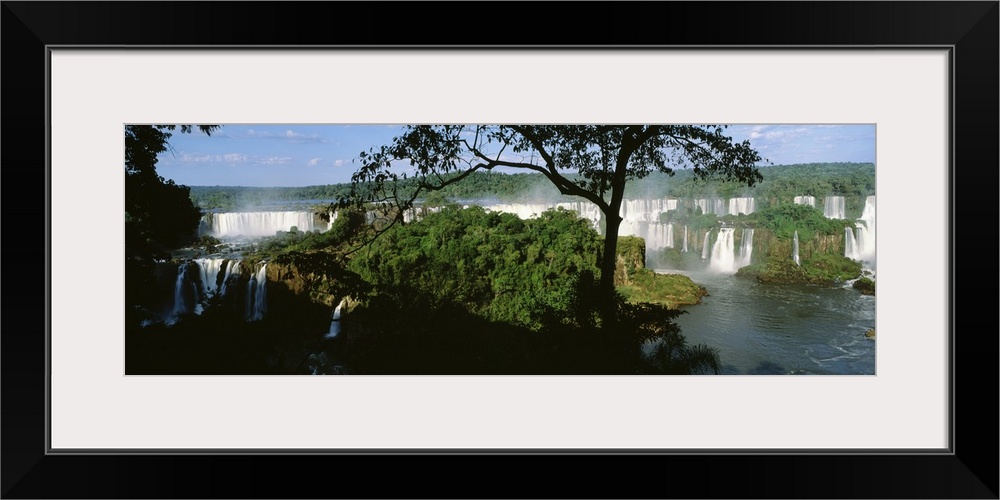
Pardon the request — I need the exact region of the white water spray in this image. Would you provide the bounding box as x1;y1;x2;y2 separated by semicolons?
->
204;211;321;239
823;196;846;219
845;226;860;260
245;263;268;321
793;230;801;266
857;196;876;266
326;299;346;339
709;228;737;273
794;195;816;207
738;228;754;268
728;197;756;215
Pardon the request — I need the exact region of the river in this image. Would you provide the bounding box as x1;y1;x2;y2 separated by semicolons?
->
653;268;876;375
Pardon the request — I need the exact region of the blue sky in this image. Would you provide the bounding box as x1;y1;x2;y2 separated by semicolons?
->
153;124;875;187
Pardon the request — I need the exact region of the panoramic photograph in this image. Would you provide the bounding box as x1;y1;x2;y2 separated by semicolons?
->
125;124;876;375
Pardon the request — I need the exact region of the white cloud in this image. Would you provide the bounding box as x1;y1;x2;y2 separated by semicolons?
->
260;156;291;165
179;153;214;162
242;128;328;143
333;159;345;167
223;153;248;162
307;157;322;167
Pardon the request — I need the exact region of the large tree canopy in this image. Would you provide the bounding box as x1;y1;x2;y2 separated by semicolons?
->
125;125;219;318
125;125;219;251
339;125;765;324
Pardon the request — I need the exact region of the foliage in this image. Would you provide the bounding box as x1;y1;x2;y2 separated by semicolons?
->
617;302;721;374
346;205;605;331
615;236;646;282
746;203;853;242
637;162;875;217
802;253;863;283
853;277;876;295
617;268;708;308
736;253;861;285
336;125;764;324
125;125;219;315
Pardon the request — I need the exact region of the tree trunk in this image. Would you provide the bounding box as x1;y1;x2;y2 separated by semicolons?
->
598;208;623;328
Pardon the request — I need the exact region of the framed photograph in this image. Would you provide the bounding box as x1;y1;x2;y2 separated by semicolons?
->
4;2;996;498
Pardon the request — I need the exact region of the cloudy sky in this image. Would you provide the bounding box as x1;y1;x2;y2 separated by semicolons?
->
153;124;875;187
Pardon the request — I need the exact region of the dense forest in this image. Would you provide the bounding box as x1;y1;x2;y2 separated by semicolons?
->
189;162;875;216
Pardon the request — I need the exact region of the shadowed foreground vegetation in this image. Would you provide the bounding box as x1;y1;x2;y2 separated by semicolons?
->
128;205;720;375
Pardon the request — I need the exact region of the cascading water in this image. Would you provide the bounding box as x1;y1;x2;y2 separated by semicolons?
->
196;258;227;297
843;196;875;267
793;195;816;207
620;199;678;222
792;230;801;266
168;259;267;323
172;263;199;316
728;197;756;215
403;205;443;223
701;232;711;260
823;196;846;219
619;221;675;250
245;263;268;321
682;226;688;252
738;228;754;268
844;227;860;260
485;201;603;231
856;195;876;265
695;198;727;216
325;299;346;339
218;260;242;296
709;228;737;273
204;211;321;239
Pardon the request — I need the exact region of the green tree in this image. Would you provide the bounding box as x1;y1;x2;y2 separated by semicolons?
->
125;125;219;319
338;125;764;325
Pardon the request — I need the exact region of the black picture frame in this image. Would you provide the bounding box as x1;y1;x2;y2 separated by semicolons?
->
3;2;997;498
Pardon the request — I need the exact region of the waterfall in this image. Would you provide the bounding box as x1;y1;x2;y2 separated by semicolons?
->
195;258;227;298
845;226;861;260
728;197;756;215
695;198;727;216
485;201;602;231
402;205;443;224
823;196;846;219
618;221;674;251
168;259;269;322
709;228;737;273
325;299;346;339
843;196;875;266
682;226;688;252
204;211;320;239
486;199;685;245
172;263;197;316
245;263;268;321
738;228;754;268
793;195;816;207
219;260;242;297
793;230;801;266
620;198;678;222
701;231;711;259
857;195;876;265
